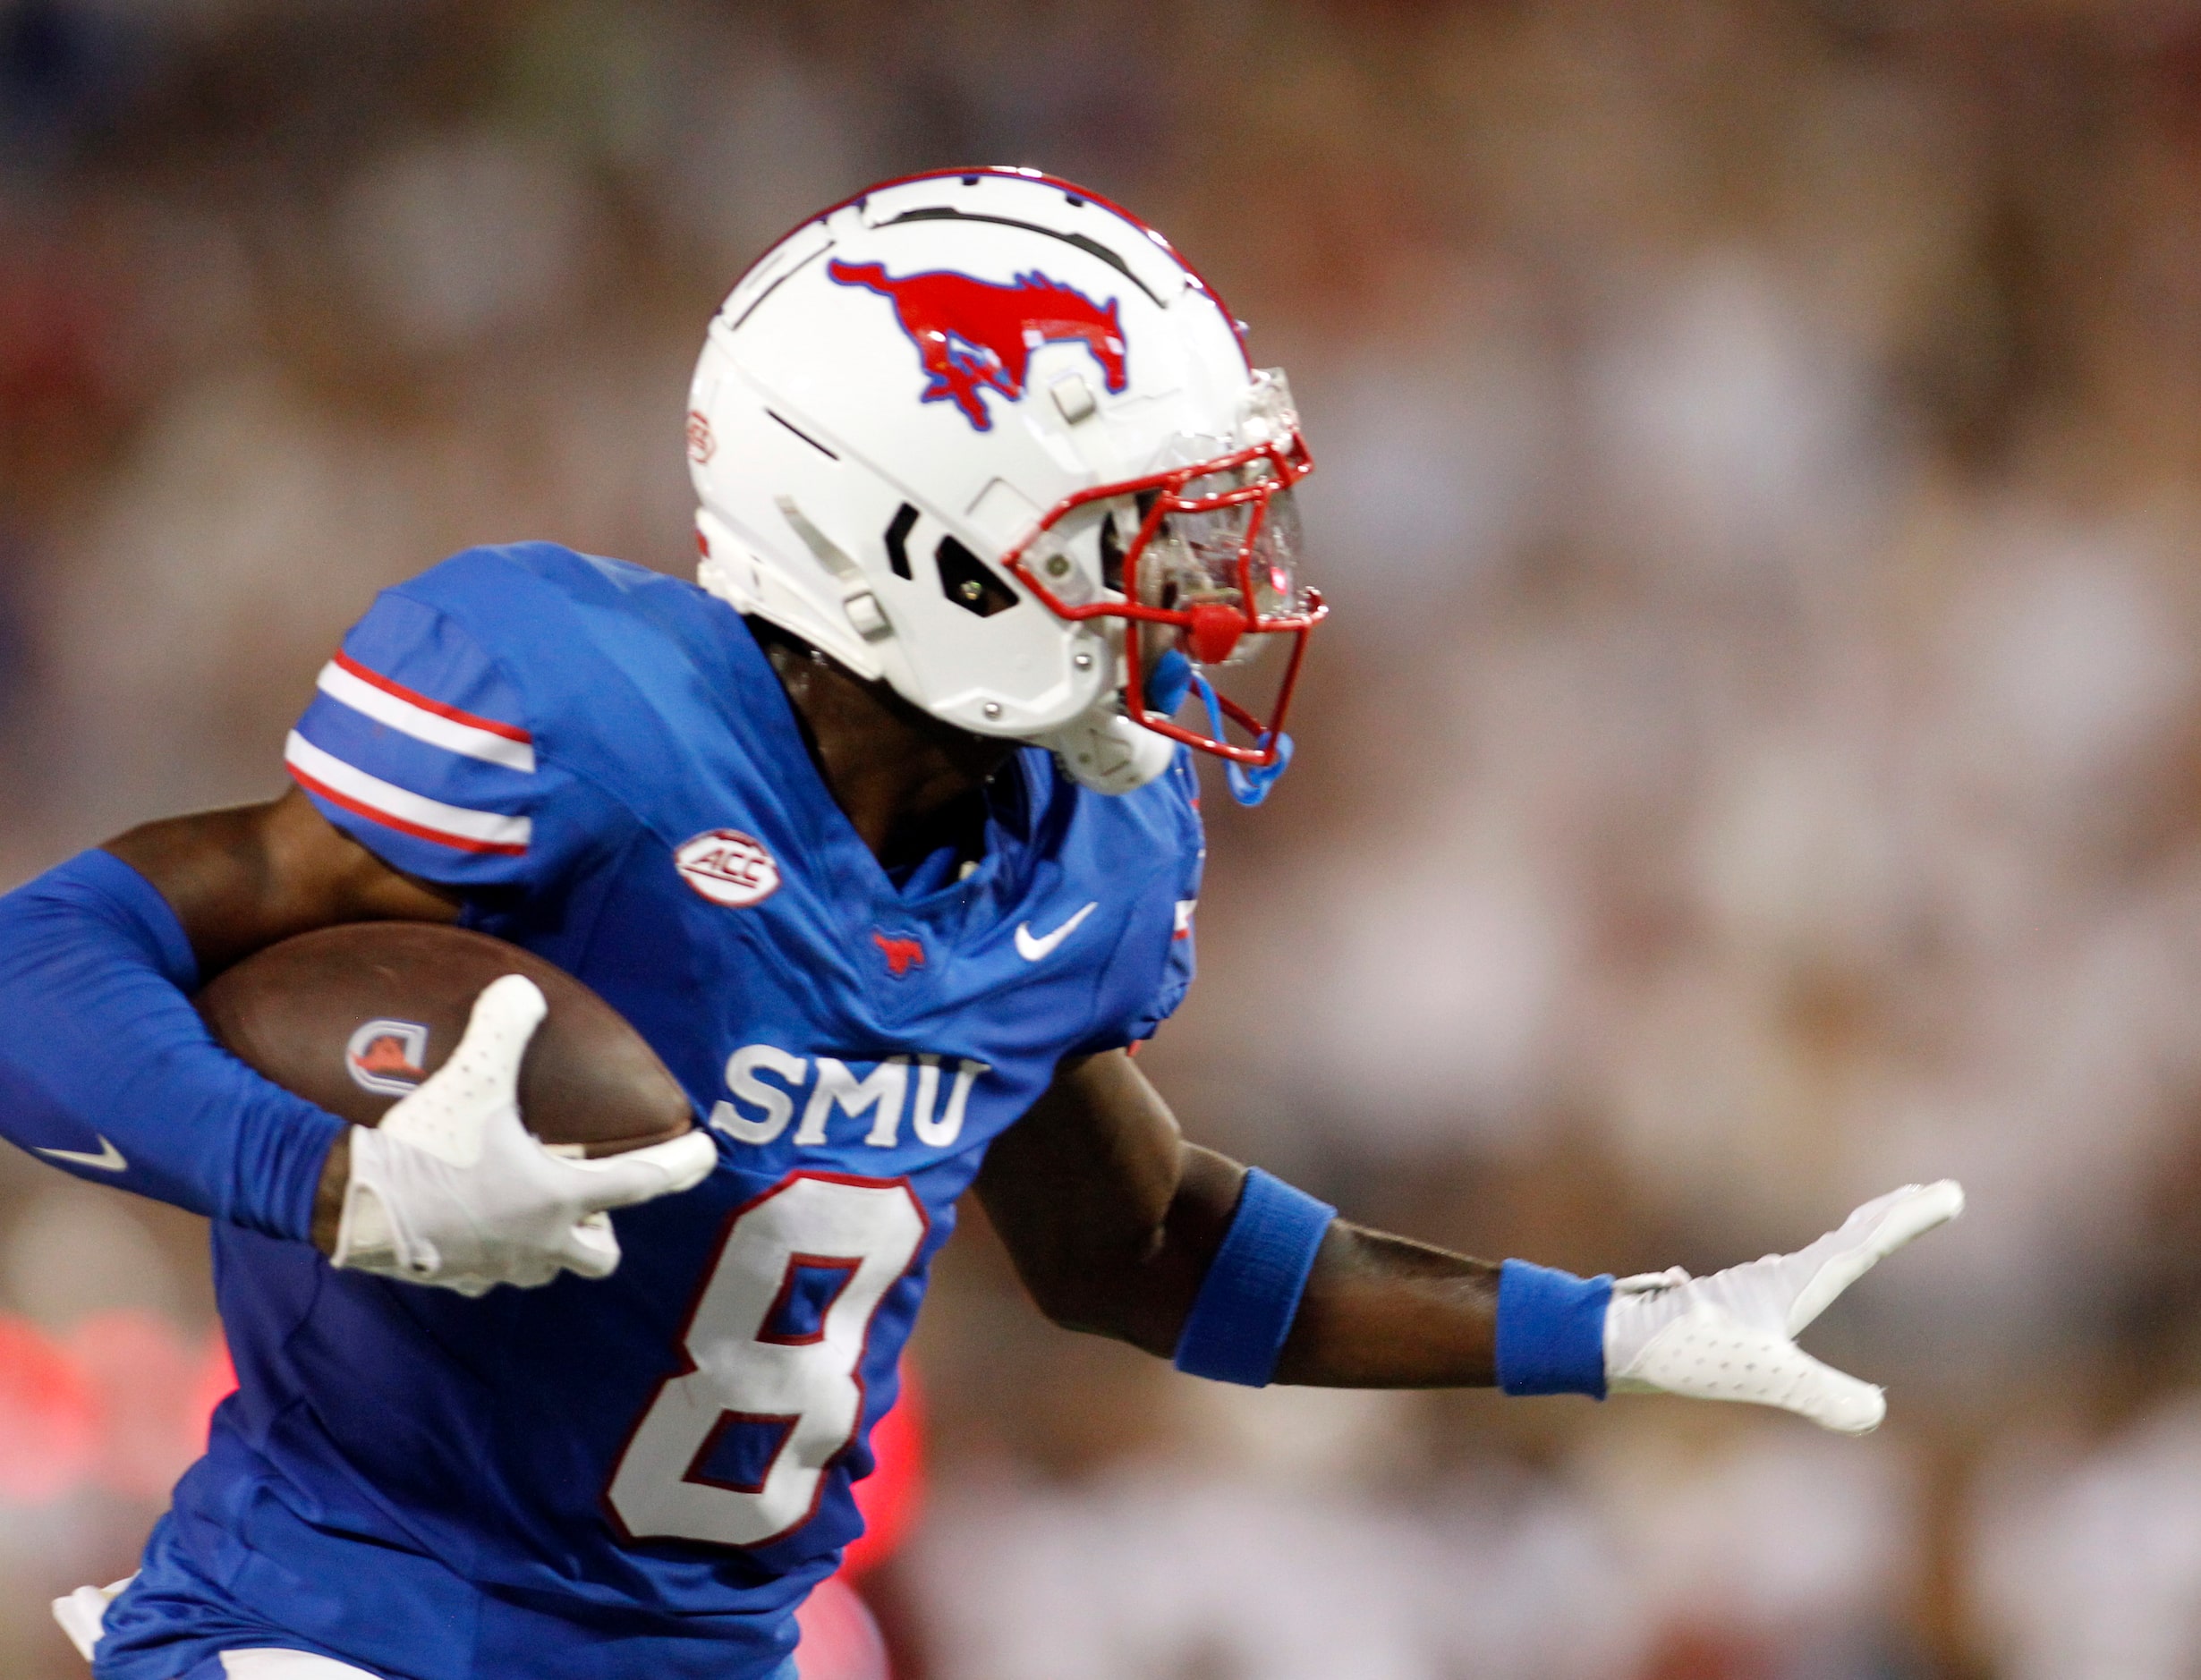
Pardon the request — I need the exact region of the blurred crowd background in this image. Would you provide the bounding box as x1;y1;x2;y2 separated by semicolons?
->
4;0;2201;1675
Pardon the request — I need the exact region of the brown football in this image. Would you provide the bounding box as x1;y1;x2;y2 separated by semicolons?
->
196;923;696;1157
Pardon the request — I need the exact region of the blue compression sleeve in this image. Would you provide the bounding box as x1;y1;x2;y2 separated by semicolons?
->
1173;1167;1337;1387
0;850;343;1240
1496;1260;1612;1398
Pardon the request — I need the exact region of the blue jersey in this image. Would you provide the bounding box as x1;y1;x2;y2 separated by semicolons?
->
98;544;1202;1680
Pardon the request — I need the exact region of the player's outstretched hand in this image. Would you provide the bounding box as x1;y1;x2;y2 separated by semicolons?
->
332;975;718;1295
1603;1180;1964;1434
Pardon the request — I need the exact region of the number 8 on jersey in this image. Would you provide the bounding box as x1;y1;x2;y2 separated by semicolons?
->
608;1174;928;1548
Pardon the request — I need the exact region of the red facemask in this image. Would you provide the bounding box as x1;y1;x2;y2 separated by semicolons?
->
1001;427;1325;767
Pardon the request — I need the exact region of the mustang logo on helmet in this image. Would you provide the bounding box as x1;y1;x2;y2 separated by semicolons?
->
691;168;1321;790
828;259;1127;432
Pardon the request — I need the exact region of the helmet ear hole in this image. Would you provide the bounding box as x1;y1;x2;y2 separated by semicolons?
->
935;537;1019;618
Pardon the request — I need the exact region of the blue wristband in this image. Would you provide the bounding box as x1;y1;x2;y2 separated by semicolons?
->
1173;1168;1337;1387
1496;1260;1612;1398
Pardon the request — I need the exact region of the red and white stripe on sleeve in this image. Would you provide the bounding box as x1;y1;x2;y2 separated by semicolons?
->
287;639;540;861
313;651;538;773
284;733;532;856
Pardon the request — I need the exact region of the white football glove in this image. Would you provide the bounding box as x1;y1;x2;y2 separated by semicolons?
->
332;974;718;1296
1603;1180;1964;1434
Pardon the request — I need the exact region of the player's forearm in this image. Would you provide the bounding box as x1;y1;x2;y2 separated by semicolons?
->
310;1133;351;1256
1272;1224;1500;1387
985;1053;1501;1377
84;792;453;1252
980;1131;1241;1356
1277;1184;1966;1434
0;849;344;1237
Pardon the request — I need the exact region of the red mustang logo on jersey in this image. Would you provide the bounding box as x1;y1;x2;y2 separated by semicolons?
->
829;259;1128;432
872;931;926;978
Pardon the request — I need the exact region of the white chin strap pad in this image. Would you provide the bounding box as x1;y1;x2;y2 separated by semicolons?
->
1033;708;1177;794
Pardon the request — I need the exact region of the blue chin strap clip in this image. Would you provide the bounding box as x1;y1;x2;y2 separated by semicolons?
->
1142;650;1295;807
1194;672;1295;807
1143;649;1194;717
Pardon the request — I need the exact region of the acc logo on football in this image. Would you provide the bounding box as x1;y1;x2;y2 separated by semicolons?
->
676;828;781;908
347;1019;430;1098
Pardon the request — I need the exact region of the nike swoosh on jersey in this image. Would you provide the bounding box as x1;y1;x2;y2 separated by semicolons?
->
37;1136;128;1173
1015;901;1100;963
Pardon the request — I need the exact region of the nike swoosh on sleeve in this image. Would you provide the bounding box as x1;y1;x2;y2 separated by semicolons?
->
37;1136;128;1173
1015;901;1100;963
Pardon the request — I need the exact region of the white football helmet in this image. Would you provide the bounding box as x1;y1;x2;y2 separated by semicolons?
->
686;166;1323;795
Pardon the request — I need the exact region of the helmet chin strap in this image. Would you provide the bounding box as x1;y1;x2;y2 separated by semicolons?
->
1033;649;1297;802
1030;644;1194;794
1031;704;1176;794
1185;670;1293;806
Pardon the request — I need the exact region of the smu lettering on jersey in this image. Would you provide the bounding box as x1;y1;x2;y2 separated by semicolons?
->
97;544;1202;1680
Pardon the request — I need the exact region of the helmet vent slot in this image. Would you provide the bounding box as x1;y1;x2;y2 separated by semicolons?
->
767;410;839;461
936;537;1018;617
884;504;918;580
880;207;1160;306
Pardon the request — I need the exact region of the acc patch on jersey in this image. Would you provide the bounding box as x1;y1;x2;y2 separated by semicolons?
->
677;828;782;908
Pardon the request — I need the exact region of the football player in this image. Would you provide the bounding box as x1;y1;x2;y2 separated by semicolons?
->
0;170;1959;1680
